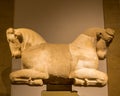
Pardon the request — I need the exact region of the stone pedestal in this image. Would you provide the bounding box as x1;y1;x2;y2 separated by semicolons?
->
41;84;79;96
47;85;72;91
41;91;79;96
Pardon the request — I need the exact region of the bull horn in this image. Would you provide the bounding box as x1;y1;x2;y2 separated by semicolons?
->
6;28;14;34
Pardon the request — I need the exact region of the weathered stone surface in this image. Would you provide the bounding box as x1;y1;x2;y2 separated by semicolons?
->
6;27;114;87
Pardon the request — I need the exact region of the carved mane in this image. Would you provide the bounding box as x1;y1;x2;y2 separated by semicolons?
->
14;28;47;51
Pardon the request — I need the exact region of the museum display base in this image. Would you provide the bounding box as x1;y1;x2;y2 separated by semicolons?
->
41;84;79;96
46;84;72;91
41;91;79;96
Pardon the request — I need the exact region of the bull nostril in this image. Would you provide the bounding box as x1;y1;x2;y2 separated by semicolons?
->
11;51;21;58
15;55;21;59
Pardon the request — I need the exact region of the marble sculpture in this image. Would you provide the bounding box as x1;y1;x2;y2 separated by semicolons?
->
6;27;115;86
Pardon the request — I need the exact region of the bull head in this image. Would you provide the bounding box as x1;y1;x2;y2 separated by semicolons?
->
6;28;23;58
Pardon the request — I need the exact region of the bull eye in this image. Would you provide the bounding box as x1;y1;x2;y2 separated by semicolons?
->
99;32;102;35
14;34;17;38
8;39;14;43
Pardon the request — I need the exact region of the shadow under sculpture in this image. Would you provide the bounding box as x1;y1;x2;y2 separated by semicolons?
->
6;27;115;87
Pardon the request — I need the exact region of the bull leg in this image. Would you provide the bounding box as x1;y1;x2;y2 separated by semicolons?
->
10;69;49;85
74;78;85;85
69;68;108;86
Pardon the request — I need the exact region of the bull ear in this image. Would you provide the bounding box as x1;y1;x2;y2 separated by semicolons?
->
14;31;23;43
6;28;15;42
105;28;115;36
6;28;14;34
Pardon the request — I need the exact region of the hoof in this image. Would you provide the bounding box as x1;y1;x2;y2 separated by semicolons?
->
29;79;43;86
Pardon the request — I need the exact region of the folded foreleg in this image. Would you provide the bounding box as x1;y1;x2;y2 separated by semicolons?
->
69;68;108;86
10;69;49;86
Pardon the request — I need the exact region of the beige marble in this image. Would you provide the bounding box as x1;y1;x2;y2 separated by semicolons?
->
6;27;114;86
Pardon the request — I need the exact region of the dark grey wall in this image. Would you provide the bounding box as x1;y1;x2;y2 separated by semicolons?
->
103;0;120;96
0;0;14;96
14;0;104;43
